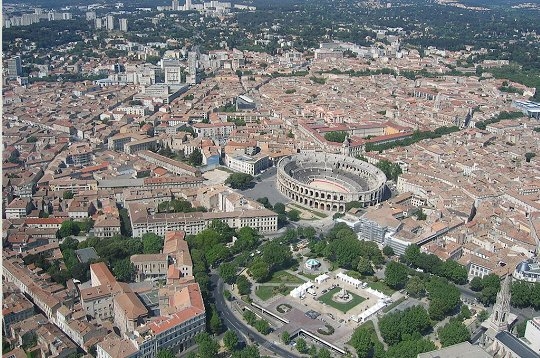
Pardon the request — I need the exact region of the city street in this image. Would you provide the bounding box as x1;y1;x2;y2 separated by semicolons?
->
211;274;301;358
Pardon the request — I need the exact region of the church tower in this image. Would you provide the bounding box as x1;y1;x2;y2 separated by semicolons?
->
489;273;512;333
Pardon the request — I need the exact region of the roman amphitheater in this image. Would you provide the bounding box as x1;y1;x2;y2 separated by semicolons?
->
277;152;387;212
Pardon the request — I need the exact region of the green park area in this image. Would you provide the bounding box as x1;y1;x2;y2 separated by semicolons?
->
255;285;293;301
269;270;306;284
318;287;366;313
367;281;396;297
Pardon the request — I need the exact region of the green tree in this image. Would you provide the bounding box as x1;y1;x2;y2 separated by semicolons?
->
384;261;408;289
225;173;254;190
21;332;37;350
249;260;270;282
254;319;271;335
440;260;468;285
189;148;203;166
71;262;90;282
385;338;436;358
236;275;252;295
406;276;426;297
379;305;431;346
525;152;536;163
376;160;402;181
426;277;461;321
281;331;291;345
59;220;80;238
479;274;501;306
324;131;347;143
205;243;230;267
113;259;134;282
256;197;272;209
458;305;472;321
286;209;301;222
262;240;293;271
223;330;239;352
141;233;163;254
27;136;38;143
195;333;219;357
477;310;489;322
232;227;260;253
383;245;395;257
470;276;483;291
63;190;74;199
296;338;308;353
511;281;532;308
357;257;374;276
438;319;470;347
243;310;257;325
209;306;222;334
2;337;12;355
273;202;286;214
317;348;331;358
350;325;374;357
219;262;238;284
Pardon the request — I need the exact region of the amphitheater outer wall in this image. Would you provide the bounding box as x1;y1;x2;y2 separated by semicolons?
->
276;152;387;212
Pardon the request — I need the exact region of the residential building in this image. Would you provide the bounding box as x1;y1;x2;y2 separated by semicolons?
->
49;179;98;194
128;203;278;237
113;292;149;336
131;254;168;282
106;15;114;30
2;291;34;337
192;122;235;140
137;283;205;357
97;334;138;358
7;56;22;77
5;198;32;219
119;18;128;32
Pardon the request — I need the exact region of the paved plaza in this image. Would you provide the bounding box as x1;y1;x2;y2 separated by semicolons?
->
257;270;394;346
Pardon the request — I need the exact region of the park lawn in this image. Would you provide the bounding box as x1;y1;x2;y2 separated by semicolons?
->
255;286;276;301
269;270;306;284
255;285;293;301
301;272;320;280
318;287;365;314
367;281;396;296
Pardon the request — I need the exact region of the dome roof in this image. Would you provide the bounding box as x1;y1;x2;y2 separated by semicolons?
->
517;261;530;273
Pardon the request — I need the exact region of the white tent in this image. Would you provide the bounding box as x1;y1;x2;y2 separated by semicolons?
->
315;273;330;284
290;281;314;298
